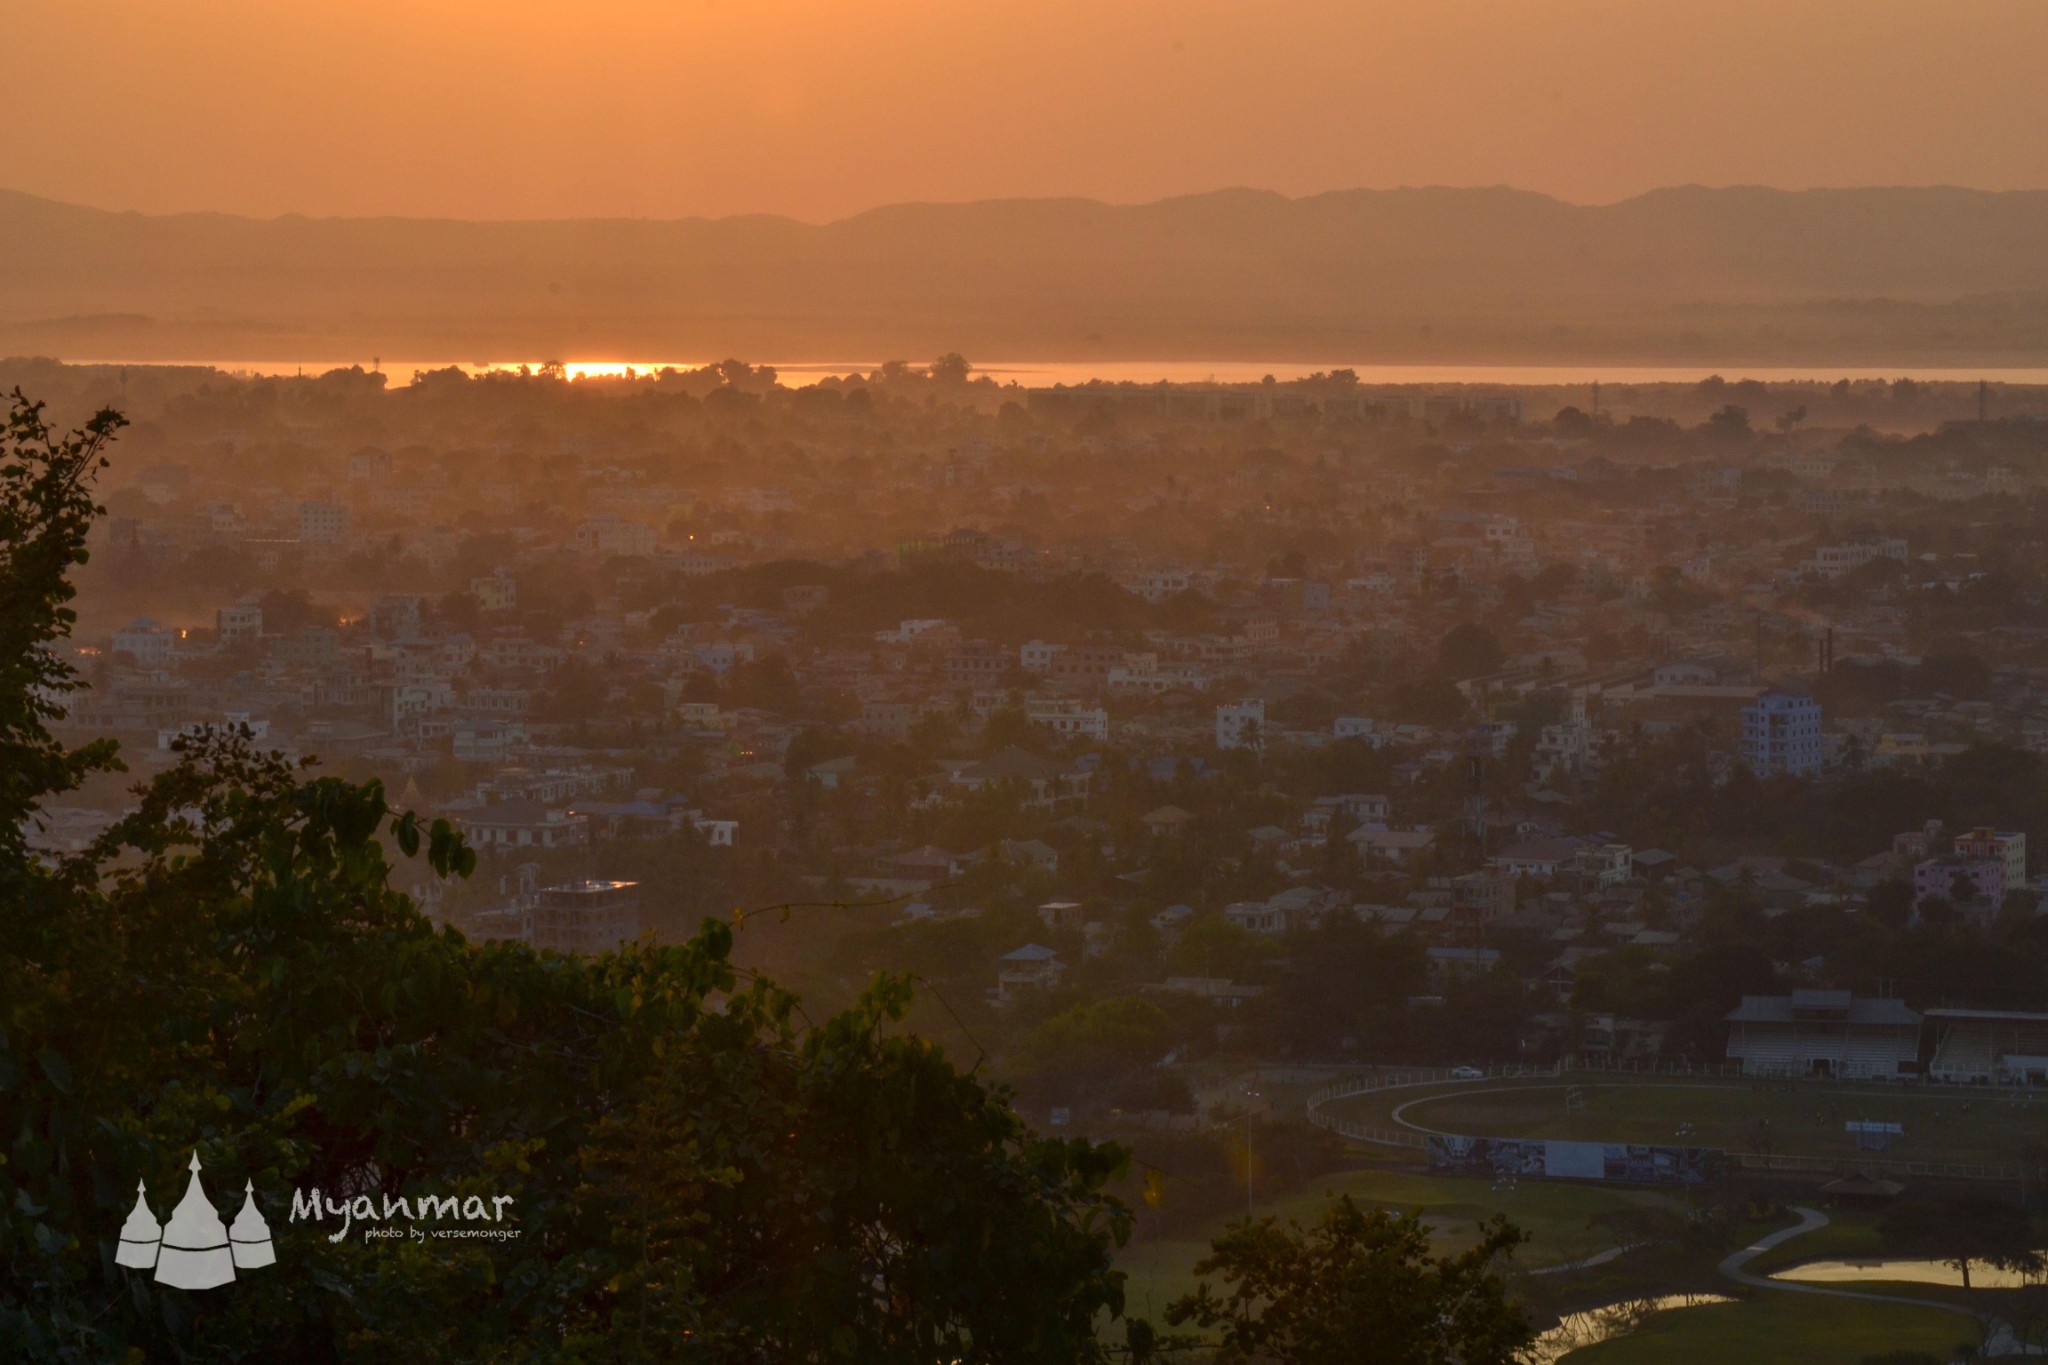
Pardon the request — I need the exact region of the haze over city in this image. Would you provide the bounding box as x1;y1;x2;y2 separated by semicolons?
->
9;4;2048;1364
10;1;2048;222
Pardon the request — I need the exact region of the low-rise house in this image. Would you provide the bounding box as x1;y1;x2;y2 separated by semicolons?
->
1573;843;1635;890
1452;868;1517;925
996;944;1065;1000
1427;946;1502;981
1224;901;1286;935
1149;904;1194;940
1157;977;1264;1007
1001;839;1060;873
461;801;589;851
857;701;919;740
886;844;963;879
1037;900;1088;930
949;748;1092;810
454;720;524;763
692;817;738;847
1027;699;1109;742
806;755;858;788
1347;827;1437;866
1141;805;1195;837
1492;836;1580;879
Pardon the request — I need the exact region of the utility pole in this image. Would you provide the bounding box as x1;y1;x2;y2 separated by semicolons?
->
1243;1083;1261;1217
1246;1107;1255;1217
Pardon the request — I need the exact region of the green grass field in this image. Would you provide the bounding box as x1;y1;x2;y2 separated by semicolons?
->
1556;1291;1973;1364
1327;1075;2043;1168
1114;1160;1994;1362
1740;1208;1889;1275
1116;1164;1691;1327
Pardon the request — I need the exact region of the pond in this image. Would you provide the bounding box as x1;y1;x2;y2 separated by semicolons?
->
1775;1258;2048;1290
1530;1294;1735;1363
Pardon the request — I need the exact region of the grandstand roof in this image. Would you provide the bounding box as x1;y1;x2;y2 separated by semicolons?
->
1924;1008;2048;1023
1727;994;1920;1026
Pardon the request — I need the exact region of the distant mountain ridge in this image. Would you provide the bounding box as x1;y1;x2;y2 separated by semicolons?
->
4;185;2046;364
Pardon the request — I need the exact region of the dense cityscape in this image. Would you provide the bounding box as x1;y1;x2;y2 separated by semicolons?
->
13;2;2048;1356
28;357;2048;1247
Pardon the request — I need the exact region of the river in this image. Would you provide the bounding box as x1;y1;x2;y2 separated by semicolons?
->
50;358;2048;388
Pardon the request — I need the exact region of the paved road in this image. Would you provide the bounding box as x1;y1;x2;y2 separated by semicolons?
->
1720;1205;2038;1356
1716;1205;1831;1287
1532;1242;1646;1277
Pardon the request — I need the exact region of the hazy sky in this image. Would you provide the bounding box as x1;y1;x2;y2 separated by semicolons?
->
11;0;2048;222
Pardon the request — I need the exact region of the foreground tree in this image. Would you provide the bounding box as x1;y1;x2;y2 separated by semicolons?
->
1164;1197;1532;1364
1879;1196;2042;1291
0;392;1137;1362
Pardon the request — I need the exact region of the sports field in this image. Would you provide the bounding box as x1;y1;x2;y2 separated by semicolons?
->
1328;1074;2045;1168
1554;1292;1972;1365
1111;1157;1991;1362
1116;1164;1690;1326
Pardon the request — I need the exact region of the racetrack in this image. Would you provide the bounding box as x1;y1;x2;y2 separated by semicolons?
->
1326;1074;2042;1170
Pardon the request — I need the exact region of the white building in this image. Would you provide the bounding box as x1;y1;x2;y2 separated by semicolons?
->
531;879;641;956
1333;715;1391;747
572;514;658;557
454;721;524;763
158;714;271;749
687;642;756;675
460;801;588;850
216;596;263;644
1019;640;1067;673
1224;901;1287;935
1725;991;1921;1079
996;943;1065;1001
1951;826;2027;892
1741;691;1824;777
112;617;176;665
1216;699;1265;751
1802;537;1907;581
1026;699;1109;742
876;619;950;645
1133;570;1192;603
471;569;517;611
298;500;349;544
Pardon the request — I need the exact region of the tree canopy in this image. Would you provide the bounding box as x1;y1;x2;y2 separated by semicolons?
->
1164;1197;1532;1364
0;393;1138;1363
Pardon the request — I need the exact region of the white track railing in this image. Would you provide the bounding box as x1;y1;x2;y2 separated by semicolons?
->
1305;1061;2022;1183
1305;1062;1562;1145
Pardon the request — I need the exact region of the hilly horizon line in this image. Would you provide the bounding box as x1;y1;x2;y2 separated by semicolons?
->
8;180;2048;367
7;181;2047;230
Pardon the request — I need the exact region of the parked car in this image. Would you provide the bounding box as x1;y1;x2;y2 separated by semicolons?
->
1449;1066;1485;1080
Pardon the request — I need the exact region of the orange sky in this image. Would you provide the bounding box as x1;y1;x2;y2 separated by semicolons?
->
10;0;2048;222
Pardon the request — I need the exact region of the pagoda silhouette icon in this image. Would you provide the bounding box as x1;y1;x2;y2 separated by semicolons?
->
115;1152;275;1289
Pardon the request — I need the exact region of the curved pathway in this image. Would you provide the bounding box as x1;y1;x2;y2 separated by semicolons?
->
1388;1081;1748;1139
1531;1242;1647;1277
1720;1206;2036;1356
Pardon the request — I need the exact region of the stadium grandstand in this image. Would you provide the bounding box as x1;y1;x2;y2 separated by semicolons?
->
1925;1008;2048;1085
1724;990;1921;1079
